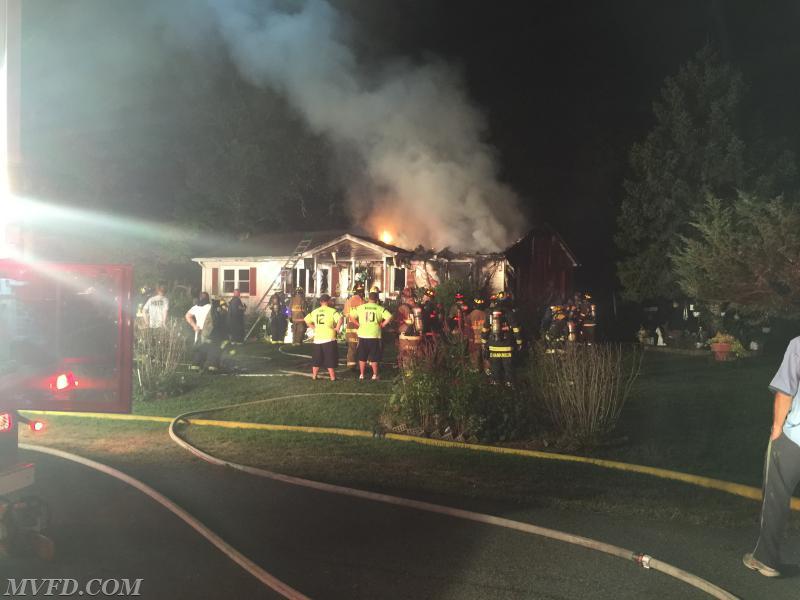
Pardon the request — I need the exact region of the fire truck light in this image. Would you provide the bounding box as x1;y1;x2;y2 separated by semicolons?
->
381;230;393;244
30;420;45;433
0;412;11;433
50;371;77;392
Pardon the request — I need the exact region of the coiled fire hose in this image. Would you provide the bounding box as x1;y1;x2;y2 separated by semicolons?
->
168;392;739;600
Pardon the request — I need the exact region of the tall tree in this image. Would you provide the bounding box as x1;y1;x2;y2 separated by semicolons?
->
174;76;344;237
616;46;747;301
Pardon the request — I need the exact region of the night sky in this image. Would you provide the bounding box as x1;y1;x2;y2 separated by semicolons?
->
17;0;800;295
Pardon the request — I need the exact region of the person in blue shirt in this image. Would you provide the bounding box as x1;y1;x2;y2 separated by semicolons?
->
744;337;800;577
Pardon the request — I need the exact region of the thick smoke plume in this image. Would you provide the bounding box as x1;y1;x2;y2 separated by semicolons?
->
208;0;527;252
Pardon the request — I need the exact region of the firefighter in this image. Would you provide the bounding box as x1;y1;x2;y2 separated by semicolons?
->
577;292;597;344
343;285;365;368
397;291;423;369
542;302;568;351
205;298;230;372
466;296;488;367
290;287;308;345
268;291;288;344
481;291;523;386
396;287;417;336
421;288;443;340
449;292;470;338
227;289;245;344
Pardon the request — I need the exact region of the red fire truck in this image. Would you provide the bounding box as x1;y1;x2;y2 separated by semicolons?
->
0;0;134;556
0;261;133;556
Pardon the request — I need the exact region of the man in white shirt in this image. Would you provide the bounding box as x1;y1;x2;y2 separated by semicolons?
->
185;292;211;344
142;285;169;328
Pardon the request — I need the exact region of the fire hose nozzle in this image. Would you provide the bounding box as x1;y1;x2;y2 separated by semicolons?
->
634;553;652;569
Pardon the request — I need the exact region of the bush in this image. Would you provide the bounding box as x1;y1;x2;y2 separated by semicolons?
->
528;343;642;444
134;318;189;401
433;277;485;315
389;342;449;432
389;339;534;442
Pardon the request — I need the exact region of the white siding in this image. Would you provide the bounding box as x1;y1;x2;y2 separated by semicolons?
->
199;259;287;313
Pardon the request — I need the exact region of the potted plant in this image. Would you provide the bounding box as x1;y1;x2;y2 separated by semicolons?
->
708;332;746;361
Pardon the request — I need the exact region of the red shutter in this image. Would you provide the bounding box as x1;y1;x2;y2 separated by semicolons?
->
211;268;219;296
249;267;257;297
406;266;415;288
331;266;340;296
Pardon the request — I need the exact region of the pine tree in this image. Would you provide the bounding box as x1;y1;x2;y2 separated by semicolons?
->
616;46;747;301
672;194;800;318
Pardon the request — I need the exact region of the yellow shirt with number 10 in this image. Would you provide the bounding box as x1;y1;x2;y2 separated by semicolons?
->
351;302;391;339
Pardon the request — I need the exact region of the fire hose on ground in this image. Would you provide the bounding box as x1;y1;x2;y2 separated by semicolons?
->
22;390;747;599
167;392;739;600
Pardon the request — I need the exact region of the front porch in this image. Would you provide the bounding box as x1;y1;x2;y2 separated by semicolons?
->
292;234;409;298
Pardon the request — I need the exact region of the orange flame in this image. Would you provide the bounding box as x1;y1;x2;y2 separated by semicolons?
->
380;230;393;244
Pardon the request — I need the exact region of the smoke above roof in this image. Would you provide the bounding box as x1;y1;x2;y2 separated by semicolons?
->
205;0;527;252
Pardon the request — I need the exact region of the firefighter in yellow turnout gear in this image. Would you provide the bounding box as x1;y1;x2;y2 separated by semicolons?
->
466;296;488;368
290;288;308;345
481;292;523;386
343;286;365;368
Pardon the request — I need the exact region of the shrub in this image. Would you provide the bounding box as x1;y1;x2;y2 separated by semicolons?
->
134;318;189;401
433;277;484;316
389;342;448;432
528;342;642;444
389;339;533;442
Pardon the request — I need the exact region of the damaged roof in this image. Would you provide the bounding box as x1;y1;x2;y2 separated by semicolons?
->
192;225;577;265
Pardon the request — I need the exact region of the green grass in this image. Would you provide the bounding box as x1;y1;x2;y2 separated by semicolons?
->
145;344;776;487
595;350;776;486
132;341;395;422
20;418;184;465
181;427;762;527
31;342;787;528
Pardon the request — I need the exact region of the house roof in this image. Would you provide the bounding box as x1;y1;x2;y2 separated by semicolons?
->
302;233;409;258
192;229;361;261
192;225;578;266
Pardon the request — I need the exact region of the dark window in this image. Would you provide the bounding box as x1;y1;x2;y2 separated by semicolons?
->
319;269;329;294
393;268;406;292
449;262;472;280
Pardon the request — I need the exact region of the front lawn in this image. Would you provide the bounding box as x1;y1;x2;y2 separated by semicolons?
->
597;350;776;486
26;343;789;528
144;345;778;487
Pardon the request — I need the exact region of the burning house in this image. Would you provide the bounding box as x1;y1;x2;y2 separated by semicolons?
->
191;226;577;311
